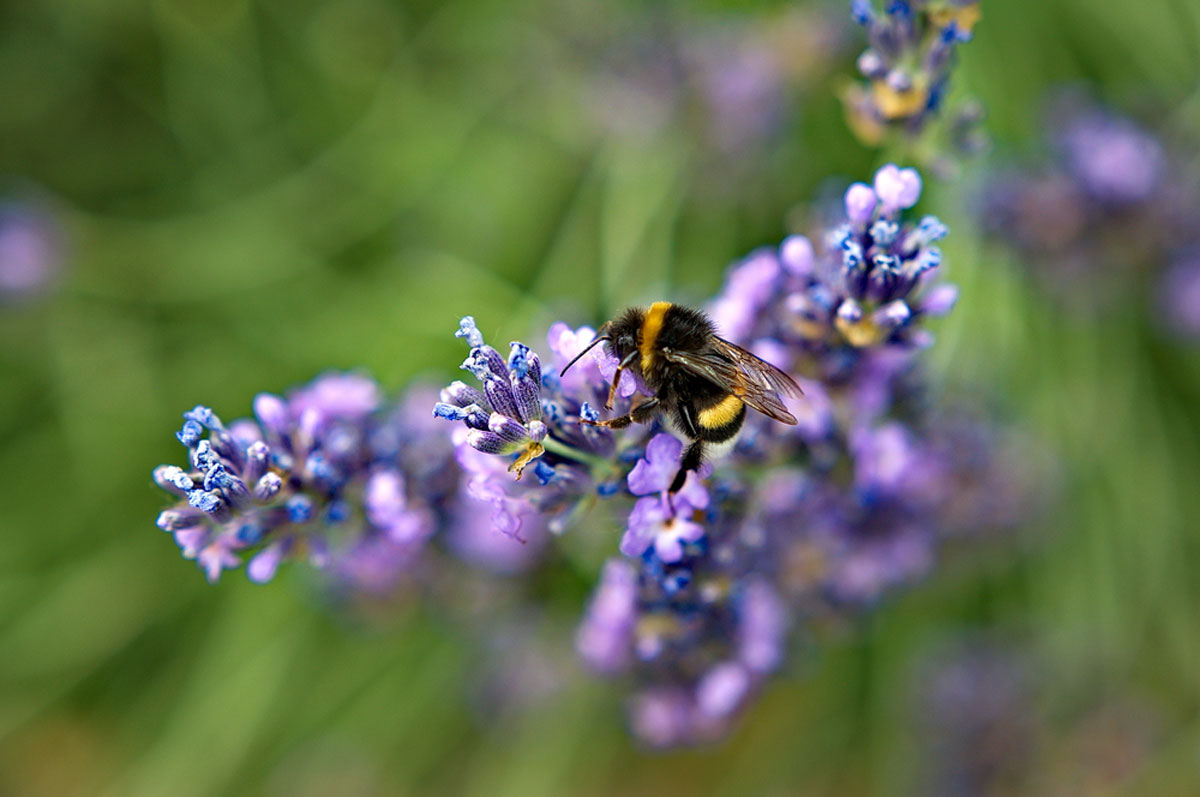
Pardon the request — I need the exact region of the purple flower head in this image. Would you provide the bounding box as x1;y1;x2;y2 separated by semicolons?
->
0;203;62;300
979;95;1198;321
576;559;639;674
843;0;981;147
151;373;444;587
621;434;710;562
701;166;955;398
1059;110;1164;204
1159;257;1200;340
146;143;1035;751
435;316;548;479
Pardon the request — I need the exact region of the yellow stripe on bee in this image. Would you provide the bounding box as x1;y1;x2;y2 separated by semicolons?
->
639;301;672;367
697;394;744;429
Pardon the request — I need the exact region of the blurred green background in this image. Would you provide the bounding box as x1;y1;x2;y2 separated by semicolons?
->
2;0;1199;794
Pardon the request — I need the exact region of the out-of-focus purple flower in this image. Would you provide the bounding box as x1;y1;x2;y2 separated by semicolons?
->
446;463;548;565
1058;109;1164;204
980;95;1200;334
0;203;62;300
572;4;842;168
843;0;982;150
576;559;638;674
1159;256;1200;340
710;249;787;342
913;640;1038;795
152;373;442;587
738;578;788;672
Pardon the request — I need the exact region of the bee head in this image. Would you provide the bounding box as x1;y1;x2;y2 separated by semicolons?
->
605;309;644;362
557;308;645;378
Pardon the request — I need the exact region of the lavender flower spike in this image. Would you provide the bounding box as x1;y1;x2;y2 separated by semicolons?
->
436;317;548;479
151;372;441;586
843;0;983;151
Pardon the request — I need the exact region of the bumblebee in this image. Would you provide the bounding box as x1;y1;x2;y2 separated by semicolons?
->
561;301;801;491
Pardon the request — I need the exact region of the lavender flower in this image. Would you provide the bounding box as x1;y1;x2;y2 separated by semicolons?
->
914;641;1036;795
980;95;1200;336
435;316;548;479
435;316;651;539
0;202;62;301
843;0;982;151
152;373;443;587
709;163;954;385
570;5;842;164
1159;256;1200;340
621;434;709;562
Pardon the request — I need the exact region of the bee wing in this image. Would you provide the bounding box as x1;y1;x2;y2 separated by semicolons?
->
662;338;802;425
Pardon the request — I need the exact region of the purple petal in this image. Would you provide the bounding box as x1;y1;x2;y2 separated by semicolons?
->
627;434;682;496
844;182;878;225
674;471;710;512
248;540;287;583
253;393;290;436
874;164;922;212
620;496;663;558
365;469;407;527
695;662;750;719
654;532;684;563
779;235;814;276
920;283;959;316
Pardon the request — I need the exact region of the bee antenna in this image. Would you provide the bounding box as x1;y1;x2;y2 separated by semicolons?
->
559;335;610;377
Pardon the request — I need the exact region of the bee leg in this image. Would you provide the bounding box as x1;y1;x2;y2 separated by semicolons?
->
669;440;705;493
605;352;639;410
582;397;659;429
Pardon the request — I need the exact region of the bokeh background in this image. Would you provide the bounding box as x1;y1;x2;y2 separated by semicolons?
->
2;0;1199;794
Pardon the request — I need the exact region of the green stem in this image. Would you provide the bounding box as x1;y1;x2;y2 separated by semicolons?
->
542;435;609;470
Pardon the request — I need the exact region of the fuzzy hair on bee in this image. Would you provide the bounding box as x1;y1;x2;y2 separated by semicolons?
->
560;301;802;491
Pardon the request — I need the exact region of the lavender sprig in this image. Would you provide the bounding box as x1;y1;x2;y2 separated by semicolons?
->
980;95;1200;340
433;316;649;539
149;164;1034;749
153;373;447;588
843;1;985;169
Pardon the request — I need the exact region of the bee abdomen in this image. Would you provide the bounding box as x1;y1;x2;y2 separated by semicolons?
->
695;395;745;443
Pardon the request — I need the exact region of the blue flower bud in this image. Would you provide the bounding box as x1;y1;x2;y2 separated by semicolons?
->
286;494;314;524
455;316;485;348
183;405;222;430
188;489;224;514
176;419;203;447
